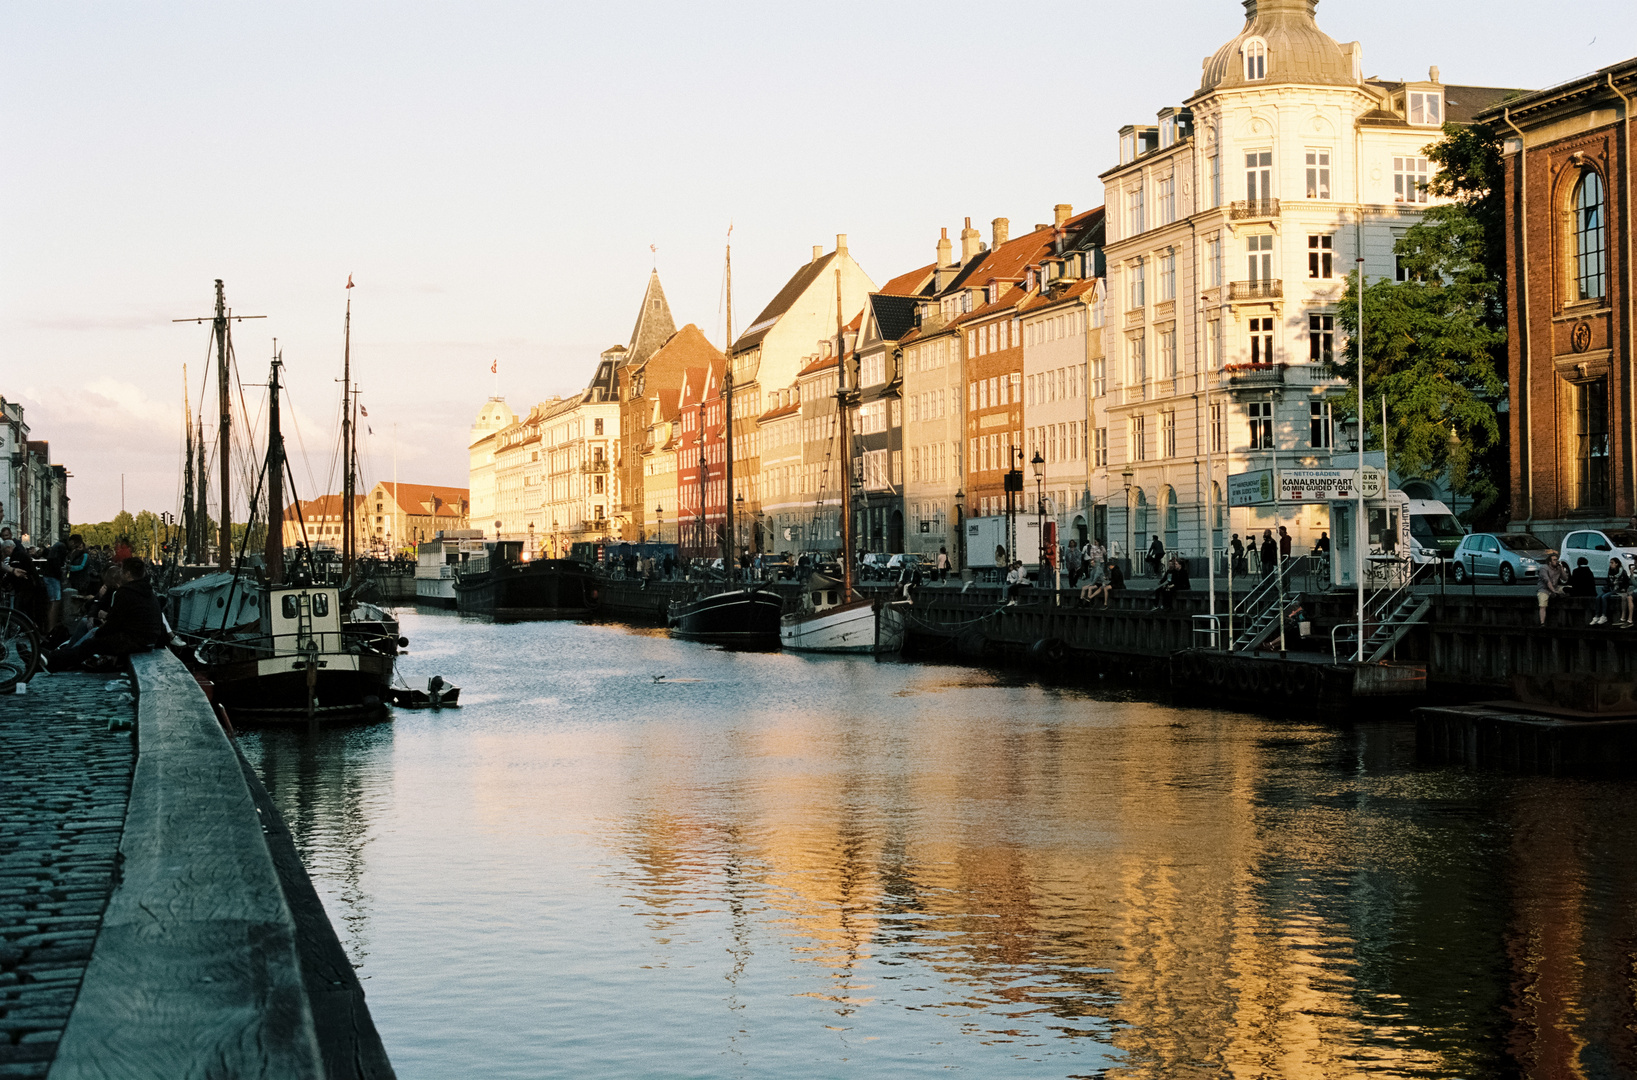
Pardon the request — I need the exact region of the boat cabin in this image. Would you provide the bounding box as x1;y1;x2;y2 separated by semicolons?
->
264;585;343;657
803;575;847;613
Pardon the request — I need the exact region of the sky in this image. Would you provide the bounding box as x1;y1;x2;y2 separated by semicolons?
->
5;1;1634;522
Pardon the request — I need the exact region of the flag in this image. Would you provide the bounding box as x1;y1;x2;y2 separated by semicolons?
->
346;274;354;289
491;359;498;374
649;244;656;253
360;405;368;416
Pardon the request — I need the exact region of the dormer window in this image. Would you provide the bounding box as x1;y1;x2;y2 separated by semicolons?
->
1244;39;1267;80
1409;91;1442;126
1160;117;1175;148
1120;131;1135;164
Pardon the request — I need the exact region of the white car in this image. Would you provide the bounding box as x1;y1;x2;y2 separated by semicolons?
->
1559;528;1637;577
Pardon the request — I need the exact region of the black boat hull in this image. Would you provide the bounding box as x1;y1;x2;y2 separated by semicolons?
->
455;560;599;621
208;654;396;723
667;589;784;649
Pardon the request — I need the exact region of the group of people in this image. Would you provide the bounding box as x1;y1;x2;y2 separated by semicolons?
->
1534;551;1634;627
1;528;168;673
1227;528;1308;578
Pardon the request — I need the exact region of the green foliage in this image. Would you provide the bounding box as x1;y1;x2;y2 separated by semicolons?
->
1330;121;1511;525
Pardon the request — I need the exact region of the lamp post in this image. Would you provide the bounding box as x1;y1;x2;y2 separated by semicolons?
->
1005;446;1023;568
735;491;745;577
1120;466;1134;572
655;505;664;548
1031;450;1047;593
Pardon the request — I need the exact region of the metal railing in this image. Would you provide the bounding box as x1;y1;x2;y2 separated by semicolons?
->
1221;362;1285;388
1228;198;1280;219
580;459;610;474
1227;279;1283;300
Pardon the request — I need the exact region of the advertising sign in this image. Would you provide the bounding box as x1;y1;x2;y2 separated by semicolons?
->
1360;467;1386;498
1278;469;1360;502
1227;469;1275;507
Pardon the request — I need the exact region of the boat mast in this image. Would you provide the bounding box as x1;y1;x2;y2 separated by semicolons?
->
196;416;208;564
265;347;286;584
182;364;195;565
213;280;233;572
722;240;735;578
341;280;355;579
834;266;854;602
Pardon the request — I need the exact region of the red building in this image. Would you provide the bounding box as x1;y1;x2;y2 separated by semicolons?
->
1483;59;1637;541
676;359;728;558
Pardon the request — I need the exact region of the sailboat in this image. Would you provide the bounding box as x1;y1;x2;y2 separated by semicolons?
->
779;268;907;654
666;238;783;648
168;280;400;724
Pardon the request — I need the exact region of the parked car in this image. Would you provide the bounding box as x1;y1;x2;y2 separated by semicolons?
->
1450;532;1551;584
859;552;903;580
1560;529;1637;576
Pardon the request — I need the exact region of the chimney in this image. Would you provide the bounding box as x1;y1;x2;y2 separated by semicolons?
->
992;217;1009;247
1428;65;1440;84
835;233;848;256
812;245;823;263
936;227;952;268
1054;203;1073;229
960;217;981;262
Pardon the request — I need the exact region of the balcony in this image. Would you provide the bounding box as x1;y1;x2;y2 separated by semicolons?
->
1220;363;1286;389
1227;279;1282;301
1228;198;1279;220
579;459;609;474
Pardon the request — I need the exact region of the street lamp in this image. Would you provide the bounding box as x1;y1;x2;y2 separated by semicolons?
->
1031;450;1046;581
655;505;664;548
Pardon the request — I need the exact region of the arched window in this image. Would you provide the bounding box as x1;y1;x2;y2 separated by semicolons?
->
1244;39;1267;81
1161;486;1179;552
1574;171;1606;301
1133;489;1150;542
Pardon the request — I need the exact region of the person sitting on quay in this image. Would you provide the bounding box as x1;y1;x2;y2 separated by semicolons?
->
1535;551;1567;626
60;565;123;653
1569;556;1598;600
1081;558;1124;608
1592;556;1633;627
1002;560;1026;605
44;557;168;673
1152;555;1190;612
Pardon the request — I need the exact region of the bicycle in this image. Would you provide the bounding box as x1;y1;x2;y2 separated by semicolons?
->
0;608;44;691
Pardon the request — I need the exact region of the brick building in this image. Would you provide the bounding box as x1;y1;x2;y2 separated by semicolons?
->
1482;58;1637;542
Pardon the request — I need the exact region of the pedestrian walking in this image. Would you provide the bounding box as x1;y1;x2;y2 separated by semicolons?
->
1145;534;1165;578
936;546;950;582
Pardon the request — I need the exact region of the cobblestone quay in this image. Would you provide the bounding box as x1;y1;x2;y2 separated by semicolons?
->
0;673;134;1079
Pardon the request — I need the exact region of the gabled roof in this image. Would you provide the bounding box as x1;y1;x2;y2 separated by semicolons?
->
757;399;801;423
283;493;366;520
942;208;1103;294
1019;277;1098;313
870;293;921;342
376;482;471;516
734;251;838;353
878;262;936;297
798;352;842;377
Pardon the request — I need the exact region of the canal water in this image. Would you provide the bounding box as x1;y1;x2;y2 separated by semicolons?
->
240;608;1637;1078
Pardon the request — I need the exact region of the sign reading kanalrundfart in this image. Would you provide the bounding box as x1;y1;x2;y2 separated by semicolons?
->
1278;469;1358;502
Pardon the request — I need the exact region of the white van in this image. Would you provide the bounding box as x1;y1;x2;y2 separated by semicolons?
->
1404;499;1467;567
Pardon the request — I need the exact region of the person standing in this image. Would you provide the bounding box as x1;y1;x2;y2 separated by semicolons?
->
1535;552;1567;626
1259;531;1278;579
1278;526;1292;565
1063;540;1082;588
1146;534;1165;578
1230;534;1246;575
936;546;950;582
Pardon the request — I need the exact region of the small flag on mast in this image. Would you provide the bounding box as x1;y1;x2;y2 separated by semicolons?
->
491;359;498;374
346;274;354;289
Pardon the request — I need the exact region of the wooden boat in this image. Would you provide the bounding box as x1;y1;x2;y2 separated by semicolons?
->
667;587;783;648
779;575;907;654
454;546;599;620
389;675;461;709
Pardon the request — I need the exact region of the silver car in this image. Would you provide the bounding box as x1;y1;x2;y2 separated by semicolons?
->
1451;532;1551;585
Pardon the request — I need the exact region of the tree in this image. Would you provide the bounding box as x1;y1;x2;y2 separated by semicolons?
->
1332;120;1510;525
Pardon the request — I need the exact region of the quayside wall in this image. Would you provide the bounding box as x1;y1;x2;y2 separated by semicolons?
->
50;650;393;1080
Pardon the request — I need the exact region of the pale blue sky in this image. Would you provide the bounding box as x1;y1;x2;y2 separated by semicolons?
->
4;1;1633;521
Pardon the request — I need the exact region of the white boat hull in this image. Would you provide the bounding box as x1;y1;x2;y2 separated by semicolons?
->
780;599;906;654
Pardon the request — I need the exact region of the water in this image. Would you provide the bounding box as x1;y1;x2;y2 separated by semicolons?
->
239;608;1637;1078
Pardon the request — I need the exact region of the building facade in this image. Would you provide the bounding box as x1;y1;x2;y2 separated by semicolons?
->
1;396;70;543
1100;0;1515;570
1483;58;1636;544
365;481;470;551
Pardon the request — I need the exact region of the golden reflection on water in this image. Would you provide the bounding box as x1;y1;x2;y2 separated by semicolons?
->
241;614;1637;1079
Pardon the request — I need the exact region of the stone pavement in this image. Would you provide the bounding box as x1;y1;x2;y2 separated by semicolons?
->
0;672;135;1079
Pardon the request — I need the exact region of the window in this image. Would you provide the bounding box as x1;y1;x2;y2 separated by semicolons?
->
1307;399;1334;449
1575;378;1610;509
1094;427;1109;467
1394;157;1429;204
1161;411;1176;457
1246;151;1272;201
969;381;978;411
1129;332;1147;385
1309;314;1334;365
1159;251;1176;300
1308;234;1333;278
1092;357;1106;397
1305;150;1331;199
1128;187;1146;236
1129;259;1146;308
1205;318;1222;371
1249;401;1275;449
1574;171;1607;301
1247;234;1273;283
1244;39;1266;80
1158;175;1176;225
594;418;604;435
1209;403;1225;453
1159;327;1177;378
1249;317;1274;364
1091;292;1105;329
1408;91;1442;126
1207;236;1223;287
1209;154;1222;208
1132;415;1148;461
